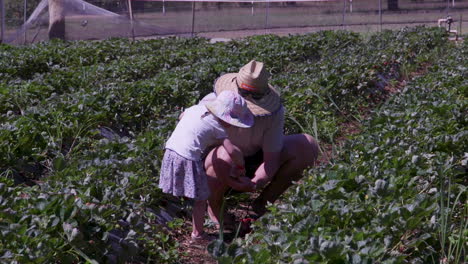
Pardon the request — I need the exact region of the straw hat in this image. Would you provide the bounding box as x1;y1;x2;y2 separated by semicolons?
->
214;60;281;116
206;91;254;128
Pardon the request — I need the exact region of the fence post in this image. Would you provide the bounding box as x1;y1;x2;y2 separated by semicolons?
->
460;14;462;36
0;0;4;43
24;0;27;44
251;0;254;16
342;0;346;28
191;1;195;37
446;0;449;16
127;0;135;41
265;0;269;33
379;0;382;32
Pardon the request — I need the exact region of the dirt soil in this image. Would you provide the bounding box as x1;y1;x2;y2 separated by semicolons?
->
174;193;259;264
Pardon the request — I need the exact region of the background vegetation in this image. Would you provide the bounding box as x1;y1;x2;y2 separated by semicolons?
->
211;29;467;264
0;27;465;263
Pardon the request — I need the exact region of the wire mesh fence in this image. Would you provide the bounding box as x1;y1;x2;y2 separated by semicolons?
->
1;0;466;44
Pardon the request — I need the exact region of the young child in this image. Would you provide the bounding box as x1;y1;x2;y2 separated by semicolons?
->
159;90;254;241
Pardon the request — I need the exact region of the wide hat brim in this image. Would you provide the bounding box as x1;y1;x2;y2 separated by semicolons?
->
205;102;254;128
214;73;281;116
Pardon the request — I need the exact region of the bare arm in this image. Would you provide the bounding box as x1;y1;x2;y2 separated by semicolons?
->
251;151;281;189
219;139;257;191
222;138;244;169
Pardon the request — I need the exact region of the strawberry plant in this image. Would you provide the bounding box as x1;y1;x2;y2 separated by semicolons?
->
1;26;463;263
212;33;466;263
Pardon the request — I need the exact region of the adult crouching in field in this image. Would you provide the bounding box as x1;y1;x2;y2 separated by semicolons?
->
201;60;319;228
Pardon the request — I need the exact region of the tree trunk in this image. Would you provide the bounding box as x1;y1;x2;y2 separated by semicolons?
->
48;0;65;40
387;0;399;11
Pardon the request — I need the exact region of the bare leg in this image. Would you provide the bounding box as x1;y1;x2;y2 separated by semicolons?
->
205;146;254;227
252;134;319;216
192;199;207;237
205;147;232;226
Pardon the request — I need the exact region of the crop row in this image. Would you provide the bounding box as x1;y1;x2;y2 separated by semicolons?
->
213;35;467;263
0;27;458;263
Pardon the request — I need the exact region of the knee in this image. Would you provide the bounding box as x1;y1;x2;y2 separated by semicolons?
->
285;133;319;168
302;134;319;165
204;146;233;178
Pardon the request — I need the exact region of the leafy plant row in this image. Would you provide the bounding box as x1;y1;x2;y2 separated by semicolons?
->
0;27;455;263
212;36;467;263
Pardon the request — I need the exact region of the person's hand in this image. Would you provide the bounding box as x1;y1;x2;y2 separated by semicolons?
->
230;176;256;192
229;164;246;178
237;165;246;177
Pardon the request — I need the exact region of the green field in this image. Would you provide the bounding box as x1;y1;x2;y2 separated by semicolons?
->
0;27;466;263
